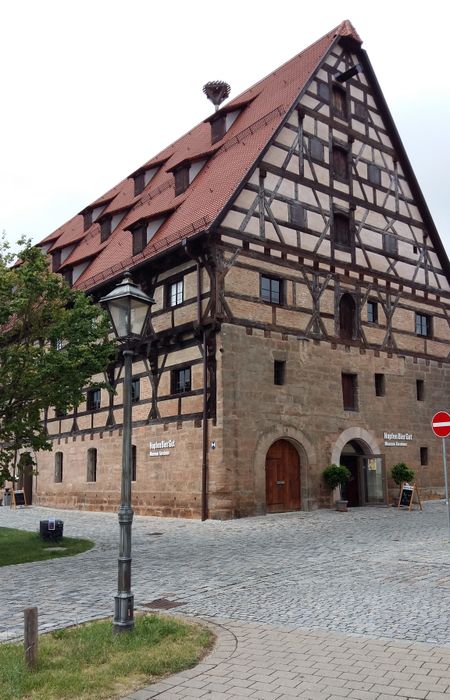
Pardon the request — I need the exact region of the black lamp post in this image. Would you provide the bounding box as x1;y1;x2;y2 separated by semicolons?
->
100;272;154;632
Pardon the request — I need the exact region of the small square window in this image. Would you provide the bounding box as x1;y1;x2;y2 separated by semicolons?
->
420;447;428;466
288;203;306;227
415;313;431;338
367;301;378;324
318;82;330;101
171;367;192;394
87;388;101;411
383;233;398;255
368;164;381;186
374;373;385;397
354;102;367;121
260;275;282;305
274;360;285;386
167;279;184;307
131;378;140;403
416;379;425;401
342;373;358;411
310;136;324;161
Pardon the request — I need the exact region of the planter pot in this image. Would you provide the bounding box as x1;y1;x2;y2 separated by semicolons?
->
335;499;348;512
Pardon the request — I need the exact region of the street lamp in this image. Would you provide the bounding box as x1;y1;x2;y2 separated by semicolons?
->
100;272;154;632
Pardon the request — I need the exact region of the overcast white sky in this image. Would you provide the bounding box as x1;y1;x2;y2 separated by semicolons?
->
1;0;449;256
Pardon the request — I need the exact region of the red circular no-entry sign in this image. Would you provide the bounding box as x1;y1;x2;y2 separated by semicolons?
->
432;411;450;438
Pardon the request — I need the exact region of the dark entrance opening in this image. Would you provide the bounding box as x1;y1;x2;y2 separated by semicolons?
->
265;439;301;513
340;440;385;506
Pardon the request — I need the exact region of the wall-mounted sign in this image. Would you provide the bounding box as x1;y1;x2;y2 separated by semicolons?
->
149;439;176;457
383;432;413;447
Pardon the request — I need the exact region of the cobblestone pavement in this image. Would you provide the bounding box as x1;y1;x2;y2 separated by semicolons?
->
2;502;450;698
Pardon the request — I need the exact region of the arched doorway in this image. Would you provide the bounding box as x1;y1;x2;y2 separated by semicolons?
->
340;439;385;506
265;439;300;513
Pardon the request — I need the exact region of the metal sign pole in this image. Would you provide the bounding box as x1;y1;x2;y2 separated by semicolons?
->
443;437;450;542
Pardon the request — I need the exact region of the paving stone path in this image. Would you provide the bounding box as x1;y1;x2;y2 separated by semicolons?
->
2;502;450;698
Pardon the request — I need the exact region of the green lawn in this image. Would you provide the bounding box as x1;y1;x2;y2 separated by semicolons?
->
0;614;213;700
0;527;94;566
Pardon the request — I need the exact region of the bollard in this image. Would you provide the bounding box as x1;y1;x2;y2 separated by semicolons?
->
24;607;38;669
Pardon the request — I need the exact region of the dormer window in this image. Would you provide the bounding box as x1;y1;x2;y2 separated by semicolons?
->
52;250;62;272
174;165;190;196
211;115;226;144
132;223;147;256
83;210;92;231
62;268;73;287
100;216;112;243
134;171;145;196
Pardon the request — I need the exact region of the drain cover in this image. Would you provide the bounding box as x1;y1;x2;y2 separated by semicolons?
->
142;598;186;610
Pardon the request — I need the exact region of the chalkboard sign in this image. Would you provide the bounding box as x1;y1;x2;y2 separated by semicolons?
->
13;490;26;506
397;482;422;511
399;485;413;508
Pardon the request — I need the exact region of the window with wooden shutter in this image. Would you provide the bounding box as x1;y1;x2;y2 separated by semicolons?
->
339;293;355;340
54;452;63;483
318;82;330;101
333;145;348;180
342;373;357;410
354;101;367;121
333;212;351;248
174;165;190;196
332;84;347;119
383;233;398;255
368;164;381;185
87;448;97;482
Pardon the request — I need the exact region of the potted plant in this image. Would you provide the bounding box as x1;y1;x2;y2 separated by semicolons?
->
323;464;351;512
390;462;415;505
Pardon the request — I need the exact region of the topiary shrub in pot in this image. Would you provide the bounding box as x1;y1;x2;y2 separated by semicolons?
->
390;462;415;505
323;464;351;511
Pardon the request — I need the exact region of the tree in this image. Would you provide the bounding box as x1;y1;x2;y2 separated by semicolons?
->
0;237;115;486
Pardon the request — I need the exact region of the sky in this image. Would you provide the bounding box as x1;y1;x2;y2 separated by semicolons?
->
1;0;449;257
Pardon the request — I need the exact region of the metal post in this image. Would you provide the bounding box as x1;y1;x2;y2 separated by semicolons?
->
113;347;134;632
442;437;450;542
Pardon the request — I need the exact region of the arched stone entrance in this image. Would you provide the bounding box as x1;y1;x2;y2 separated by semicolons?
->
265;439;301;513
331;428;385;506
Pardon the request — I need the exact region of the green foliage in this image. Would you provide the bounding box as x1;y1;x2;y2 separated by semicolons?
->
323;464;351;491
0;614;213;700
0;236;116;485
0;527;94;566
391;462;415;485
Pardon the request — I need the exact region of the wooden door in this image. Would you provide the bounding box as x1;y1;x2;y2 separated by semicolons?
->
265;440;300;513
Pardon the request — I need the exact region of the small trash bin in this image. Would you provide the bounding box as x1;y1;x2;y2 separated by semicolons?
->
39;519;64;541
3;490;12;506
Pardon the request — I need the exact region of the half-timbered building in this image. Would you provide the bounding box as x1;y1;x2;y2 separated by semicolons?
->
30;20;450;518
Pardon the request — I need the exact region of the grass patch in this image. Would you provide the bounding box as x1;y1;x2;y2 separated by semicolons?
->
0;614;214;700
0;527;93;566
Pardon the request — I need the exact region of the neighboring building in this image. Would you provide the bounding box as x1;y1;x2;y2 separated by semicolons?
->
32;20;449;518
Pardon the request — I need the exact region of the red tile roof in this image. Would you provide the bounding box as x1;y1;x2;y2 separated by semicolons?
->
38;21;362;291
